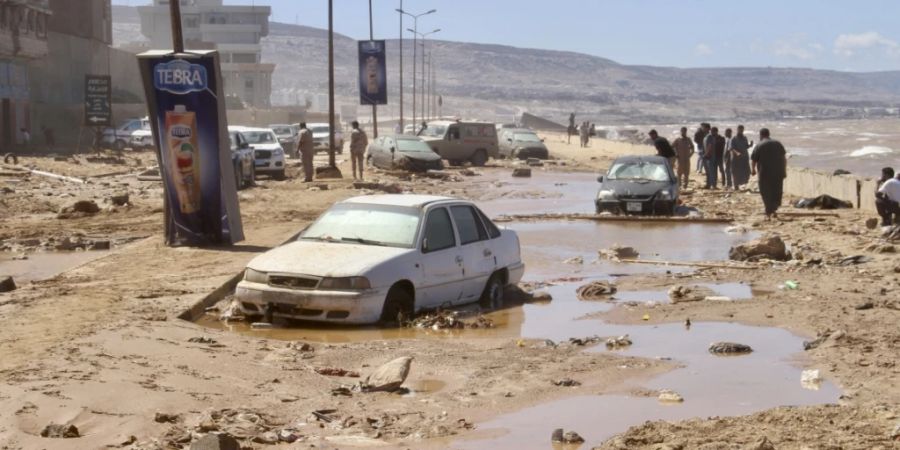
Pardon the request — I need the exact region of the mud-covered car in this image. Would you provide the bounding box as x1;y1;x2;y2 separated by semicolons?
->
595;155;678;215
498;128;549;159
235;195;525;324
367;135;443;172
309;123;344;154
419;120;499;167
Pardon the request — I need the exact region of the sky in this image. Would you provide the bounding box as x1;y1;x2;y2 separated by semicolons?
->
113;0;900;72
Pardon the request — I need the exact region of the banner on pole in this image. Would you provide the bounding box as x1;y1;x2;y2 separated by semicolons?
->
138;50;243;246
358;40;387;105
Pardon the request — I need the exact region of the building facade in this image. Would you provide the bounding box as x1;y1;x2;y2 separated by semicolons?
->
0;0;50;148
137;0;274;108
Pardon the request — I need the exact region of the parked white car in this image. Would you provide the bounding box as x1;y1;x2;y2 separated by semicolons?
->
229;126;286;180
103;117;150;151
308;122;344;153
235;195;525;324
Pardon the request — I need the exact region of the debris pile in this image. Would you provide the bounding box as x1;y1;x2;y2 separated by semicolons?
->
667;285;714;303
551;428;585;444
605;334;632;349
409;311;494;330
708;341;753;355
599;244;639;260
576;280;617;299
729;234;789;261
359;356;412;392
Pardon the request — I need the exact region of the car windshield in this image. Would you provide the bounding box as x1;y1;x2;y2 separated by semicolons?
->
396;138;434;153
300;203;421;248
270;126;292;136
311;126;331;134
241;131;276;144
419;125;446;137
606;161;670;181
513;133;541;143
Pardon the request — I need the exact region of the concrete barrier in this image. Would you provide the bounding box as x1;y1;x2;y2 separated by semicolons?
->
783;167;879;213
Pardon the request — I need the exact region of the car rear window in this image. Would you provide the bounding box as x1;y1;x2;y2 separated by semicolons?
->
475;207;501;239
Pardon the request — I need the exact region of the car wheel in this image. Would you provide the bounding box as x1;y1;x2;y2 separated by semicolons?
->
113;139;126;151
479;274;505;310
380;285;414;326
273;169;286;181
470;150;488;167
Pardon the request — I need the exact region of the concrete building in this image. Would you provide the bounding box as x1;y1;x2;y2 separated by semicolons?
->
137;0;274;108
0;0;51;148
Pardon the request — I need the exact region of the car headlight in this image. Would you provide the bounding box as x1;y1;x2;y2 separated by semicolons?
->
597;189;616;200
244;268;268;283
318;277;371;290
658;190;673;200
273;148;283;154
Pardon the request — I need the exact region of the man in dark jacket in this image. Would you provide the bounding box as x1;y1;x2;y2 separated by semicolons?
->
703;127;725;188
648;129;675;169
751;128;787;219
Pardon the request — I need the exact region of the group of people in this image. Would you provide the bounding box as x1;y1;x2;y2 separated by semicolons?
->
651;123;787;219
294;121;369;182
875;167;900;227
578;121;595;148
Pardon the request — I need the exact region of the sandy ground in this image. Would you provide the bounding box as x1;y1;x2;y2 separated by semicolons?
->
0;137;898;449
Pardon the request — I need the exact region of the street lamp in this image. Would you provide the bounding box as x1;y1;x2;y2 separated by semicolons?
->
396;8;435;134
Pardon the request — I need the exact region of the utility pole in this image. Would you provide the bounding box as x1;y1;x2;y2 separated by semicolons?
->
409;29;440;124
397;1;403;133
168;0;184;53
327;0;336;168
368;0;377;138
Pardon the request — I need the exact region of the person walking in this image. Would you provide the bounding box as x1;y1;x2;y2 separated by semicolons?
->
875;167;900;226
19;128;31;149
703;127;723;188
751;128;787;219
722;128;733;188
729;125;752;188
694;123;709;173
672;126;694;189
296;122;315;182
567;113;576;144
648;129;675;169
580;121;590;148
349;121;368;180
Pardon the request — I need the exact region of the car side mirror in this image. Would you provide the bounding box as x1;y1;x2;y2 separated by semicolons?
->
597;175;604;183
506;138;513;142
240;142;250;149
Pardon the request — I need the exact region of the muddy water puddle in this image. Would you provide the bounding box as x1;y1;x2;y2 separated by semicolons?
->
512;220;757;280
0;251;108;283
452;286;841;449
475;170;599;217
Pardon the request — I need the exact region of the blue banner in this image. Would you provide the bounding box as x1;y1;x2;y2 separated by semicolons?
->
358;40;387;105
138;50;243;246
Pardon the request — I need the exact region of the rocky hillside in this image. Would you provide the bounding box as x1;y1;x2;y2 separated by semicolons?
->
113;5;900;124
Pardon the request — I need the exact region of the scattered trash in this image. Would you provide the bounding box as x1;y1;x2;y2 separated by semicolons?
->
409;311;494;330
704;296;733;302
563;255;584;265
783;280;799;290
837;255;871;266
642;314;650;321
794;194;852;209
352;181;402;194
801;369;822;390
187;336;219;345
708;342;753;355
189;433;239;450
40;423;80;438
658;389;684;403
0;275;16;293
250;322;273;330
605;334;632;349
668;285;708;303
154;412;180;423
576;280;617;299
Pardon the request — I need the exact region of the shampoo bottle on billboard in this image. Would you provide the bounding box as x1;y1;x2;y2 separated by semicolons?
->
166;105;201;214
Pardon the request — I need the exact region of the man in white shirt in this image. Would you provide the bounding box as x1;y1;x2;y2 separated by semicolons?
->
876;169;900;226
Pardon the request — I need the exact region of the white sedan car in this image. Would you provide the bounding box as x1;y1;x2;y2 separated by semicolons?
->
235;195;525;324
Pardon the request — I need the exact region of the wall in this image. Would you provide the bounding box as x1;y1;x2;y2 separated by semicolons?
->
783;166;879;213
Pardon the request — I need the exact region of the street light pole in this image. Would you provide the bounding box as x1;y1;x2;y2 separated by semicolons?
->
396;9;435;134
409;29;440;125
327;0;336;168
397;1;403;133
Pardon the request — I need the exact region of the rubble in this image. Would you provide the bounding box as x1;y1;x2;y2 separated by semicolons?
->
729;234;789;261
605;334;632;349
511;168;531;177
361;356;412;392
189;433;240;450
667;285;713;303
315;367;360;377
40;423;80;438
0;276;16;293
553;378;581;387
409;310;494;330
658;389;684;403
352;181;402;193
57;199;100;218
708;342;753;355
599;244;639;260
576;280;617;299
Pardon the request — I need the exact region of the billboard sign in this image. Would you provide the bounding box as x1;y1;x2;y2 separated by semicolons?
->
84;75;112;126
358;40;387;105
138;50;243;246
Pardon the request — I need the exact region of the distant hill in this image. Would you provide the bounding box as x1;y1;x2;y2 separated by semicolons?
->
112;5;900;124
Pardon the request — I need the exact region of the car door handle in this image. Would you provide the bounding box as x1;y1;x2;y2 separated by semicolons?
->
455;255;464;264
483;249;492;257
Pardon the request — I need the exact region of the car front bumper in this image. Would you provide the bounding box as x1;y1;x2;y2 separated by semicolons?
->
595;199;676;215
515;147;549;159
235;281;387;324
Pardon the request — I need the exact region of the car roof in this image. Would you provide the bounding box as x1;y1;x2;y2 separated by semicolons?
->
506;128;536;134
613;155;669;164
341;194;457;208
233;126;275;133
386;134;424;141
307;123;331;127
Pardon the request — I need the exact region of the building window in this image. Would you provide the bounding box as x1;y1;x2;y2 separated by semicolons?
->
244;79;254;90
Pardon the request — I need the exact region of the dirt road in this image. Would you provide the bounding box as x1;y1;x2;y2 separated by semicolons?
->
0;140;897;449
